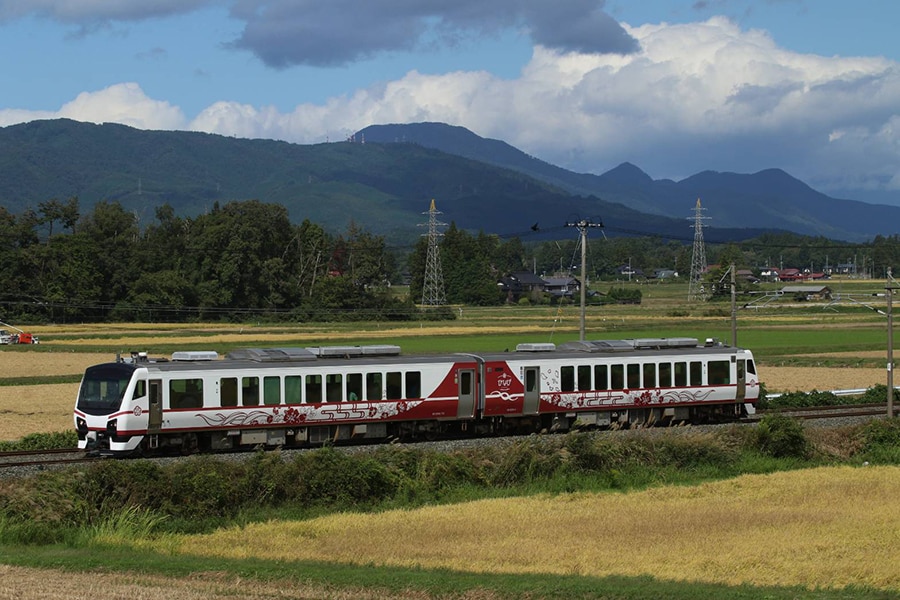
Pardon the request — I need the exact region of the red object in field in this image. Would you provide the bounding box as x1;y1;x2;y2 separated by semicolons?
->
16;332;35;344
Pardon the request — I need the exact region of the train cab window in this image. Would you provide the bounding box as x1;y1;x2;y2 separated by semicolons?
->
170;378;203;409
674;362;687;387
285;375;302;404
746;360;757;375
347;373;363;401
560;366;575;392
132;380;146;400
386;372;402;399
406;372;422;399
220;377;238;407
594;365;608;390
305;375;322;404
326;374;343;402
577;365;592;391
659;363;672;388
366;372;382;400
242;377;259;406
611;364;625;390
708;360;731;385
627;364;641;389
264;376;280;405
643;363;656;388
690;361;703;386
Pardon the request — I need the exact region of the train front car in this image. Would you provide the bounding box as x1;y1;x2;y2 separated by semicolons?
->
74;355;148;455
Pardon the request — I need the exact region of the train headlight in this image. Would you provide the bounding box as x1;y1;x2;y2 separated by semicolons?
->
76;418;87;431
107;419;117;432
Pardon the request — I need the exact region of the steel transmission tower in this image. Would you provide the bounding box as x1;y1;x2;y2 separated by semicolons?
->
688;198;709;301
420;199;447;306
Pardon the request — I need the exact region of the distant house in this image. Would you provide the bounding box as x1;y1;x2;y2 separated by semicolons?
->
780;285;832;300
616;264;644;278
736;269;760;284
498;271;547;302
543;276;580;297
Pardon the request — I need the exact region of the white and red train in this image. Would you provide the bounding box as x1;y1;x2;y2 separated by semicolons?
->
74;337;759;456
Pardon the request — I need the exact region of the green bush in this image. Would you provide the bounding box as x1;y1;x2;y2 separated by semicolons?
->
0;431;79;452
754;414;810;458
857;418;900;464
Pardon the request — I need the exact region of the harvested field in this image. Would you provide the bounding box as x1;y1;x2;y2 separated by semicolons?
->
0;384;79;440
761;366;885;392
0;351;109;378
174;466;900;591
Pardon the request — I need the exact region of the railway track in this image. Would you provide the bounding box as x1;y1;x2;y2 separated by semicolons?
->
0;448;98;472
748;402;895;423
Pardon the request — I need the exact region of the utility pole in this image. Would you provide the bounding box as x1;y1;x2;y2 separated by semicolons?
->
888;269;896;418
564;217;603;341
731;263;737;347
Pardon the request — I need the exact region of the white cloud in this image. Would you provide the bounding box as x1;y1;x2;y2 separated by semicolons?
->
0;83;186;130
3;17;900;196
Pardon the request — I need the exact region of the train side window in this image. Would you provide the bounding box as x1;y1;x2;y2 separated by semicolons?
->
170;378;203;409
347;373;363;401
305;375;322;404
659;362;672;388
221;377;238;407
689;361;703;386
132;380;146;400
242;377;259;406
577;365;592;391
674;362;687;387
526;369;537;392
386;372;402;399
594;365;608;390
561;366;575;392
326;374;343;402
643;363;656;388
708;360;731;385
627;364;640;389
264;376;280;405
406;371;422;399
285;376;302;404
366;372;382;400
611;364;624;389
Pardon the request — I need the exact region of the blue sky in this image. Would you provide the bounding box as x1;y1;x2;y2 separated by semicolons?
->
2;0;899;204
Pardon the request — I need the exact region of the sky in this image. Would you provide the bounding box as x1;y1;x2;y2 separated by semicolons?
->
1;0;899;204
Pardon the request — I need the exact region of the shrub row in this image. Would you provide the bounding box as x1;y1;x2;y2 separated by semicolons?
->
1;417;897;544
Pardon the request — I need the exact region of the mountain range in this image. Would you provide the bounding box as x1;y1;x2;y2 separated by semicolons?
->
0;118;897;243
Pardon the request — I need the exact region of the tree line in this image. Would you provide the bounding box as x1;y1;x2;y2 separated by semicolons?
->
2;198;896;323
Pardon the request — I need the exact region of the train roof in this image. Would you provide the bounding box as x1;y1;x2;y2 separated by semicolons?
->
102;338;751;375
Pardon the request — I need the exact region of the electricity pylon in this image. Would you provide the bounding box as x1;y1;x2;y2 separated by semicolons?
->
688;198;709;301
420;199;447;306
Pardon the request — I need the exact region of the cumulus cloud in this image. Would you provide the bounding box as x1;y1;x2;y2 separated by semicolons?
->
0;83;186;130
3;15;900;196
228;0;638;67
0;0;638;66
0;0;211;23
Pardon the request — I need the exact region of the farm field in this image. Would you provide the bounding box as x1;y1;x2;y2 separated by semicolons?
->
2;466;898;598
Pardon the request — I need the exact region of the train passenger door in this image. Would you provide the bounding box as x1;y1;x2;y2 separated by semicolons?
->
148;379;162;433
523;366;540;414
735;360;746;402
457;369;476;418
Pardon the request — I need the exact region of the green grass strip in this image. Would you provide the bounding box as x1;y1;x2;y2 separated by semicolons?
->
0;545;886;600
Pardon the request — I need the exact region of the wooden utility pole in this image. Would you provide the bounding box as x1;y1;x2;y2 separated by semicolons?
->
564;218;603;341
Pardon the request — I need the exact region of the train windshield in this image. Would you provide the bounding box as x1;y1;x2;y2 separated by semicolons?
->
77;363;136;414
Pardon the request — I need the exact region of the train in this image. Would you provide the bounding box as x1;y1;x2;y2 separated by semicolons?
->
74;337;760;456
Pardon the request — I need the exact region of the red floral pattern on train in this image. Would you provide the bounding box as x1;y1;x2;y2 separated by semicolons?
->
196;400;424;428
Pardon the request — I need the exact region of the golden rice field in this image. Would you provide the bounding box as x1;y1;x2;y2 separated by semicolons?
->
164;465;899;592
